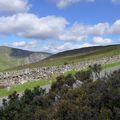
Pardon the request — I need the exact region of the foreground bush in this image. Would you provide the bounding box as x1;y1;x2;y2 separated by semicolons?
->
0;65;120;120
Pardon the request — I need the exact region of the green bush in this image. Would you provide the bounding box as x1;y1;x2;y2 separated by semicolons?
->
0;64;120;120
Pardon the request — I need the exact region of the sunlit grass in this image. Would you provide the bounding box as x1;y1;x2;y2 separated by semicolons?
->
6;45;120;71
0;80;52;97
1;61;120;97
103;61;120;69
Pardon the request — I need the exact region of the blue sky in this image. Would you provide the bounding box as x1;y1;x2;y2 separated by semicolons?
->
0;0;120;53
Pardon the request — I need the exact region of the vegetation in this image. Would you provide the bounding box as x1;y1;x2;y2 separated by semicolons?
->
0;46;51;71
0;64;120;120
103;61;120;69
0;80;51;97
1;61;120;97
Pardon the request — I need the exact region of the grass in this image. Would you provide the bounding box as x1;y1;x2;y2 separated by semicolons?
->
103;61;120;69
1;61;120;97
0;71;77;97
1;45;120;97
0;46;51;72
64;61;120;76
64;69;77;76
0;80;52;97
9;45;120;71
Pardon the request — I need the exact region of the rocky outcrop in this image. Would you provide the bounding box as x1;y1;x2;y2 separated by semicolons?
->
0;54;120;88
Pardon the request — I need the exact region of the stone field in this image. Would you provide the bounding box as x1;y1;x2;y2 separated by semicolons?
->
0;54;120;88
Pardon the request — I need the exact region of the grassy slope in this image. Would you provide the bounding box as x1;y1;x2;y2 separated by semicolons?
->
1;61;120;97
0;46;51;71
103;61;120;69
0;80;52;97
1;45;120;97
0;54;24;70
11;45;120;70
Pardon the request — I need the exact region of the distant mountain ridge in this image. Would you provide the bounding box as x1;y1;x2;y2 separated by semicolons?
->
46;46;109;59
0;46;52;71
12;44;120;70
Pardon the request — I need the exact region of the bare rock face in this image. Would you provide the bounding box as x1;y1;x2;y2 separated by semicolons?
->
25;53;51;64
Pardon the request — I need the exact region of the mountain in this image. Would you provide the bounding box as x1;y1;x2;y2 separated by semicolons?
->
11;44;120;70
46;45;113;59
0;46;52;71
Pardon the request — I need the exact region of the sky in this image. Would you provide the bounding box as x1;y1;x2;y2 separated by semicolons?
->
0;0;120;53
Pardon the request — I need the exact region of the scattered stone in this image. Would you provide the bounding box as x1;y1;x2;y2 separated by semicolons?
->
0;54;120;88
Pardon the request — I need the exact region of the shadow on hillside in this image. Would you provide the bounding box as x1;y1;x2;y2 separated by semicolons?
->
10;48;33;58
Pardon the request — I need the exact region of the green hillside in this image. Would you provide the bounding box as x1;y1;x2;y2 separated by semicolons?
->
0;46;52;71
10;44;120;70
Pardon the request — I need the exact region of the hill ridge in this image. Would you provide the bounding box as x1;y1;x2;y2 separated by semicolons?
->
9;44;120;71
0;46;52;71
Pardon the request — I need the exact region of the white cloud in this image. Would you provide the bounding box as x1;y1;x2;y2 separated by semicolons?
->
0;13;68;39
12;41;26;47
43;42;92;53
0;0;30;13
12;40;37;48
112;0;120;4
59;24;88;41
58;22;109;41
59;24;87;41
52;0;95;9
0;13;119;42
59;34;86;41
109;19;120;34
58;20;120;41
93;37;112;45
72;23;109;36
88;23;110;36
